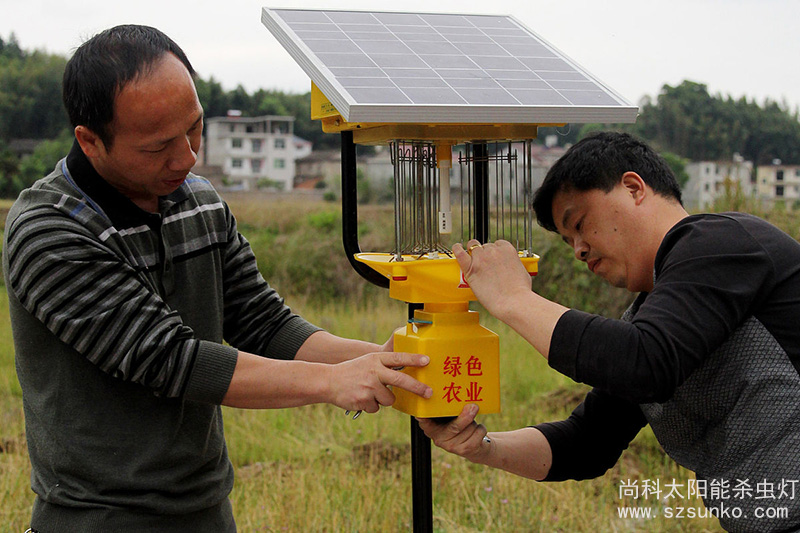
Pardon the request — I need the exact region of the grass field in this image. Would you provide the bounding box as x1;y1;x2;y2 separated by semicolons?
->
0;195;724;531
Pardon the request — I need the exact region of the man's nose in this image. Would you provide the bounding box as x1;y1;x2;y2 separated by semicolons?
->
168;136;198;171
573;238;589;261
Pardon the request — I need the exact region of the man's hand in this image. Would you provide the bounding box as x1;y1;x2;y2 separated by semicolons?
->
378;326;404;352
452;239;568;359
417;404;491;464
419;404;554;480
453;239;532;321
327;352;432;413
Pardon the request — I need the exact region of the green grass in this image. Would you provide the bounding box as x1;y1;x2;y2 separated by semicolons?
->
0;196;736;531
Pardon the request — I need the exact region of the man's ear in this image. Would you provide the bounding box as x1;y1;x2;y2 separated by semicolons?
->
621;171;647;205
74;126;106;159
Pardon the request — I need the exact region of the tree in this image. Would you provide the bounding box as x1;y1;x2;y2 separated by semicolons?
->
0;130;73;198
579;80;800;166
194;76;231;118
0;33;24;61
0;141;23;198
0;37;69;141
661;151;690;189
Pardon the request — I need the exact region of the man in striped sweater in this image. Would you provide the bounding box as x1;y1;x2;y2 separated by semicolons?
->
3;25;432;532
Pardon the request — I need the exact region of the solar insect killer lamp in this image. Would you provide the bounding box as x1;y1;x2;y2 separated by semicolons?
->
261;7;637;531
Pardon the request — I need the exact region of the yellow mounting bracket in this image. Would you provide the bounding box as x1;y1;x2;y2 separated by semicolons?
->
311;82;388;133
311;82;563;145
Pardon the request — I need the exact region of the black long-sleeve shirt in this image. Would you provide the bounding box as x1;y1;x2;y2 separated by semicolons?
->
536;212;800;483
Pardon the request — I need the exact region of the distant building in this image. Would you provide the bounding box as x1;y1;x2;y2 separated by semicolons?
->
295;149;341;190
294;147;394;192
683;156;754;211
756;161;800;208
202;114;310;191
529;142;568;192
294;142;569;203
360;147;394;187
293;135;313;160
7;138;45;158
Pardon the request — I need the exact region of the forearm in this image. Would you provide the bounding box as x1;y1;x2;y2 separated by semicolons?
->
222;347;434;411
222;350;331;409
473;427;553;480
494;291;569;361
535;388;647;481
294;330;380;364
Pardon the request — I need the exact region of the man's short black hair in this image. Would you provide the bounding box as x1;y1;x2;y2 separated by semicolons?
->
62;24;195;147
532;131;683;232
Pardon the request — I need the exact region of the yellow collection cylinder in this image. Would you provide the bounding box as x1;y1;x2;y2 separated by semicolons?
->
392;303;500;418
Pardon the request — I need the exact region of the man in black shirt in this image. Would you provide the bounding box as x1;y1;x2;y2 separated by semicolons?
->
419;132;800;532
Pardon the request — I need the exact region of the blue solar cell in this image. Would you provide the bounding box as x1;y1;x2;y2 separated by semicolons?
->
261;7;638;124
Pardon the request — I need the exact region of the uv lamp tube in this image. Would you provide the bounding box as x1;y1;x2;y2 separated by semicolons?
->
437;146;452;235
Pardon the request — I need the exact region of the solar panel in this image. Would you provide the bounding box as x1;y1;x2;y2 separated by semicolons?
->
261;8;638;125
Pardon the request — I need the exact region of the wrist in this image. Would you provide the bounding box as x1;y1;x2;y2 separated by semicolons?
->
315;362;337;404
467;434;496;466
491;291;530;325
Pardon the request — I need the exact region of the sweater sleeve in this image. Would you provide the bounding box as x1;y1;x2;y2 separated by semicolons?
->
218;207;322;360
549;215;776;403
535;388;647;481
4;199;221;400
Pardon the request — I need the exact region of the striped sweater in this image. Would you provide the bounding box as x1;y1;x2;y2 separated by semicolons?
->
3;142;320;531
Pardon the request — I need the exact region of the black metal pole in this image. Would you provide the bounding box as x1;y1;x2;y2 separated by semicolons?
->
408;302;432;533
340;130;389;288
473;143;490;243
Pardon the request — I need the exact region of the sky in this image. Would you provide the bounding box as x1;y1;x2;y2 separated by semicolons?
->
2;0;799;112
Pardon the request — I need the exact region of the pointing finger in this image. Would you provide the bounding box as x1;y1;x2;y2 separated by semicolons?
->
380;368;432;399
379;352;429;369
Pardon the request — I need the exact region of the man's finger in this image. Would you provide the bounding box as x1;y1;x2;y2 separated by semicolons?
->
374;385;396;407
416;417;437;436
417;404;479;434
453;242;472;271
446;404;480;436
380;369;432;399
379;351;429;369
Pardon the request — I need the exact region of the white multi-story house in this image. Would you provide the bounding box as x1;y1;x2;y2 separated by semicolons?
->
683;156;755;211
203;114;310;191
757;162;800;207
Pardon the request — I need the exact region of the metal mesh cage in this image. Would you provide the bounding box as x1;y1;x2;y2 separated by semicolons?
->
389;139;536;259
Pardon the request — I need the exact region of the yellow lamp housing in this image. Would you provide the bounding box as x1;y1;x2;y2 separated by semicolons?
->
393;303;500;417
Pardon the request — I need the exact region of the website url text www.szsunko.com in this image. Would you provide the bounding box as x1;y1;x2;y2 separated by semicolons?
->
618;503;789;521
